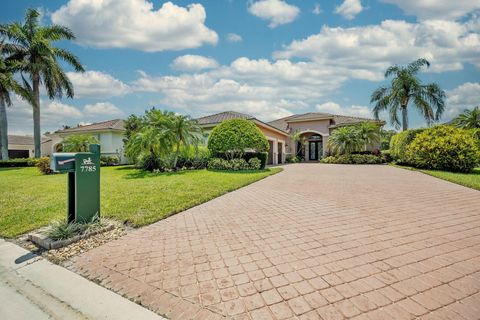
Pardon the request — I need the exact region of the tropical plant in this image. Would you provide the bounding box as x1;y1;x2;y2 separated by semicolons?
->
207;119;269;159
61;134;98;152
0;41;32;160
327;126;361;155
371;58;445;131
389;128;425;164
167;114;202;168
357;122;381;151
292;130;308;158
453;106;480;129
0;8;84;157
380;129;396;150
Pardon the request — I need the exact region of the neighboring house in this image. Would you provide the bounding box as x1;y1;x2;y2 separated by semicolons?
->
6;135;50;158
197;111;383;164
196;111;290;165
45;119;128;164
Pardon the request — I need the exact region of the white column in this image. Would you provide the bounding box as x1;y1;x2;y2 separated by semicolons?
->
272;139;278;165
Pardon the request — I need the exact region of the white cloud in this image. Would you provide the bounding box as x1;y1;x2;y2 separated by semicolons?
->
312;3;322;15
445;82;480;120
274;18;480;79
67;71;131;98
335;0;363;20
51;0;218;52
84;102;124;116
380;0;480;20
171;55;219;72
248;0;300;28
226;33;243;42
316;102;372;118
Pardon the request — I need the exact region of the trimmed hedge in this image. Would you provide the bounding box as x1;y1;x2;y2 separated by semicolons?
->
100;156;120;166
0;158;40;167
390;128;425;164
321;154;386;164
243;152;268;169
207;157;262;171
207;119;269;159
406;126;479;172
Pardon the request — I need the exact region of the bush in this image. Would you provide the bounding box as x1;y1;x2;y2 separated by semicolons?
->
138;153;162;172
390;128;425;164
176;146;210;170
100;156;120;166
321;154;385;164
286;155;300;163
248;157;261;170
243;152;268;169
208;157;263;170
207;119;269;159
0;157;40;167
36;157;53;174
381;150;393;163
406;126;480;172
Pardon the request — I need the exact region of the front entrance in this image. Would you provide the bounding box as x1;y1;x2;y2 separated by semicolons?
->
309;141;320;161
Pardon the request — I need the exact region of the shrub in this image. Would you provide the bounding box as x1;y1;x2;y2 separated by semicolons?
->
286;155;300;163
208;158;231;170
406;126;480;172
36;157;53;174
47;221;86;241
138;153;162;172
321;154;385;164
389;128;425;164
248;157;261;170
100;156;120;166
243;152;268;169
381;150;393;163
230;158;249;170
207;119;269;159
176;146;210;169
0;158;31;167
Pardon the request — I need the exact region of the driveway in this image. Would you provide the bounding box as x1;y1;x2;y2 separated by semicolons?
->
71;164;480;319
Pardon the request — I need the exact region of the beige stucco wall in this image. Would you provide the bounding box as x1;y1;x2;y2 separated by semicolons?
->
256;124;289;164
288;119;331;157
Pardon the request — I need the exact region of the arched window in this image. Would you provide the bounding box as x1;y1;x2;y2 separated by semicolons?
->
309;134;322;141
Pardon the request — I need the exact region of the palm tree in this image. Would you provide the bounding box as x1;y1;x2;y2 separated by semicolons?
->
0;8;84;158
167;114;202;168
453;106;480;129
371;58;445;131
357;122;380;151
0;41;32;160
61;134;99;152
328;126;361;155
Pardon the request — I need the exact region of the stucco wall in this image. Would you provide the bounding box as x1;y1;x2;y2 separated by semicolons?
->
288;119;331;157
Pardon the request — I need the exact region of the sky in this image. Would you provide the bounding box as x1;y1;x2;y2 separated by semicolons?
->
2;0;480;135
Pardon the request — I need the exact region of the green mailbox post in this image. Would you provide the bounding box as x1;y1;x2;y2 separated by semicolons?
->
51;144;101;223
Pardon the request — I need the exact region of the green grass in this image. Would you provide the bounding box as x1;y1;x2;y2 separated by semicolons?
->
0;166;281;238
393;165;480;191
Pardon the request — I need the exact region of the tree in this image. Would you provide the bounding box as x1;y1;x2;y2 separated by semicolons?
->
380;129;396;150
292;130;308;159
0;8;84;158
207;119;269;159
167;114;202;168
357;122;380;151
453;106;480;129
371;58;445;131
61;134;98;152
0;41;32;160
327;126;361;155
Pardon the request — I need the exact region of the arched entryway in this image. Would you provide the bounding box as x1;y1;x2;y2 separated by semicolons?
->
295;131;326;161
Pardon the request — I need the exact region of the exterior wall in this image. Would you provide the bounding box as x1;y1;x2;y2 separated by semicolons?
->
256;125;288;165
288;119;331;157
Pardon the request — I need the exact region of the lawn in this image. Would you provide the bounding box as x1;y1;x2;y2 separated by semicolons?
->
394;165;480;191
0;166;281;238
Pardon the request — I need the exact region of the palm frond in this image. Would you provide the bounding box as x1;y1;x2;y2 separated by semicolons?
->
53;48;84;72
41;25;75;41
384;65;401;78
407;58;430;74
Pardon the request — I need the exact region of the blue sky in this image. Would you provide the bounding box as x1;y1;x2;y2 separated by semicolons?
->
2;0;480;134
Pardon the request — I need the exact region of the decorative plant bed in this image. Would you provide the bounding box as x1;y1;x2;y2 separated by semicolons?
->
28;221;116;250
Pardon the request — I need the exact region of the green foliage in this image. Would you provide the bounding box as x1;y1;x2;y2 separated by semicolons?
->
371;58;445;130
36;157;53;174
328;123;381;155
321;154;385;164
380;129;396;150
100;156;119;166
381;150;393;163
176;146;210;170
123;114;144;145
243;152;268;169
389;128;425;164
47;221;86;241
286;155;301;163
453;106;480;129
207;157;262;170
0;157;41;167
61;134;98;152
406;126;480;172
207;119;269;159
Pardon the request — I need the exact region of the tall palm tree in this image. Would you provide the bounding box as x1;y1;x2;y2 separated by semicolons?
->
371;58;445;131
0;41;32;160
0;8;84;157
453;106;480;129
167;114;202;168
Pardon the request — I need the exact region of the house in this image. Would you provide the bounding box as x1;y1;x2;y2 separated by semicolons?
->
45;119;128;164
6;135;51;158
197;111;383;164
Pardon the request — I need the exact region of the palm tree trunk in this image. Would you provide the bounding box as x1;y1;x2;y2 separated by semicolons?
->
401;105;408;131
0;98;8;160
32;73;41;158
173;141;181;168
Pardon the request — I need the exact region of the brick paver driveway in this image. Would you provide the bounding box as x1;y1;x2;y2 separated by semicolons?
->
72;164;480;319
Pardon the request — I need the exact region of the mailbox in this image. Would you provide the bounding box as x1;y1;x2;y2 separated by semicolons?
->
51;144;101;223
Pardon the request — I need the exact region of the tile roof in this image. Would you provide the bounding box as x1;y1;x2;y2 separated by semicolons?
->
55;119;125;133
8;135;49;145
195;111;254;125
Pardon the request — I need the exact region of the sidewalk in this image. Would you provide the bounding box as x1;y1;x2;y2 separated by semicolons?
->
0;239;166;320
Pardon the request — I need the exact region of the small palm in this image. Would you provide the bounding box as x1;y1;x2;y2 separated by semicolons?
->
454;107;480;129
